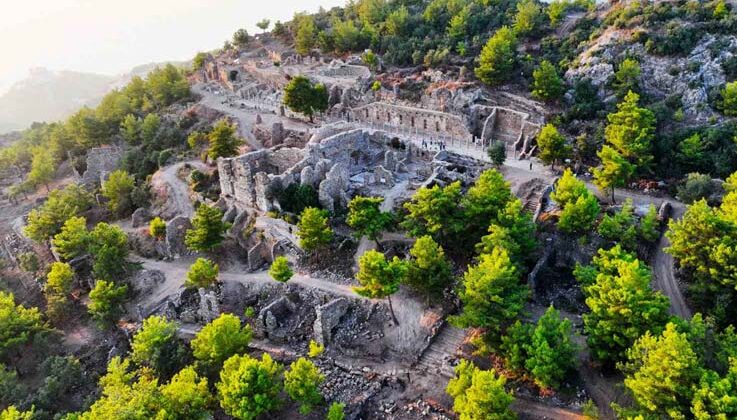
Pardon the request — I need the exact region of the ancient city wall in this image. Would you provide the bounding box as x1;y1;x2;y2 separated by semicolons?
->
349;102;471;139
479;106;542;146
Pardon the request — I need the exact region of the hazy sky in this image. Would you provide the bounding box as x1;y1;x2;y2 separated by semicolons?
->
1;0;346;93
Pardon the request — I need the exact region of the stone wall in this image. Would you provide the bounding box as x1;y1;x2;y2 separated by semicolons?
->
218;128;403;213
349;102;471;139
319;64;371;79
476;106;542;157
80;146;124;188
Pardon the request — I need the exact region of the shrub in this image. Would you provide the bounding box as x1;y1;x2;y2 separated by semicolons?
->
149;217;166;239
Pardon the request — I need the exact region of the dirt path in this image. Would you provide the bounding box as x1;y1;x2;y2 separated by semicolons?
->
651;205;690;318
150;160;207;219
192;83;312;151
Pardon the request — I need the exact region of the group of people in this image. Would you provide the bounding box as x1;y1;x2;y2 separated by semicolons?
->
421;139;447;151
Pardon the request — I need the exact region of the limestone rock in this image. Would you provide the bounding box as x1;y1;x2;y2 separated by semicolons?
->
130;269;165;297
165;216;192;258
313;298;351;345
131;207;150;228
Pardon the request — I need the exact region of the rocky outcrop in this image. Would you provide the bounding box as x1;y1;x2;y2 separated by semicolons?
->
313;298;351;345
131;208;150;228
165;216;191;258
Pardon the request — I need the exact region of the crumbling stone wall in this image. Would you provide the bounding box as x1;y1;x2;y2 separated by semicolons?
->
349;102;471;139
218;127;404;214
319;64;371;79
80;146;124;188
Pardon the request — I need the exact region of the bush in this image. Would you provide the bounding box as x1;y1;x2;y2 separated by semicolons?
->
149;217;166;239
185;258;219;289
677;172;718;204
268;256;293;283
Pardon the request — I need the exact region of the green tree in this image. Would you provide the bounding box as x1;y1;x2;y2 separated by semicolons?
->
475;26;517;86
207;119;241;160
145;64;190;108
327;402;346;420
604;90;655;168
666;199;737;314
691;360;737;419
52;216;90;260
576;246;670;363
612;58;641;98
269;256;293;283
24;184;93;243
620;323;701;418
0;406;33;420
149;217;166;239
28;147;56;191
76;357;162;419
191;313;252;367
294;15;317;55
88;280;128;327
532;60;565;102
120;114;141;144
451;248;529;340
88;222;129;281
45;262;74;322
500;320;532;371
0;291;50;361
284;357;325;415
721;81;737;116
283;76;328;122
446;360;516;420
558;192;600;235
185;204;230;252
463;169;514;243
405;236;454;302
550;168;587;208
354;250;407;324
0;364;21;408
514;0;543;35
487;140;507;166
597;198;637;249
401;181;463;245
593;145;635;203
217;353;283;420
232;28;249;47
678;133;704;170
346;196;392;240
536;124;570;169
297;207;333;252
141;113;161;144
192;52;208;71
525;306;577;389
639;204;660;242
160;366;213;419
386;5;409;36
131;316;185;377
101;170;135;216
186;258;219;289
256;19;270;32
678;172;716;204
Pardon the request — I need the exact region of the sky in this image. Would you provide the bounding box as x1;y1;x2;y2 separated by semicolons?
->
0;0;346;94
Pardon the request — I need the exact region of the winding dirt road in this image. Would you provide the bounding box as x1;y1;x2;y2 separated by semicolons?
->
150;160;207;219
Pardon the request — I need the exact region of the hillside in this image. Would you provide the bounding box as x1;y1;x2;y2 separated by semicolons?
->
2;1;737;419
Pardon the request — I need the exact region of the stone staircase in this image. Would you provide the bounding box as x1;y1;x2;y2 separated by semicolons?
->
416;324;467;378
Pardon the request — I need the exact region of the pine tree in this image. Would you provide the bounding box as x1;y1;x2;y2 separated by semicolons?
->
185;258;219;289
524;306;577;389
446;360;516;420
283;76;328;122
45;262;75;323
639;204;660;242
101;170;135;216
536;124;571;169
52;216;90;260
284;357;325;415
604;90;655;168
297;207;333;252
354;250;407;324
558;192;600;235
451;248;529;340
550;168;588;208
532;61;565;102
88;280;128;327
401;181;463;246
191;313;252;367
475;26;517;86
577;246;670;363
131;316;185;377
346;196;392;240
28;147;56;191
269;256;294;283
620;323;701;418
405;236;454;302
185;204;230;252
593;145;635;203
598;198;637;249
217;353;283;420
207;119;242;160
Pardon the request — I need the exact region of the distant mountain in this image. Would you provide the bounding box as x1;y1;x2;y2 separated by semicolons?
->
0;62;188;133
